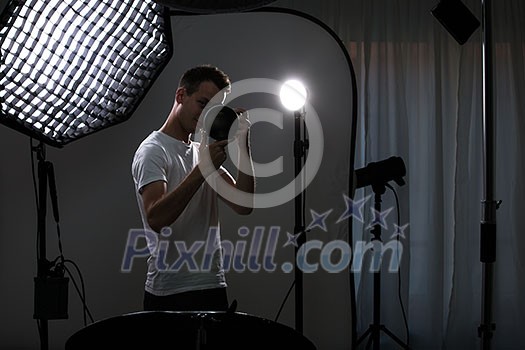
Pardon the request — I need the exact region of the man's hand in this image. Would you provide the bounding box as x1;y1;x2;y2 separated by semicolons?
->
234;108;251;148
209;139;229;168
199;139;229;178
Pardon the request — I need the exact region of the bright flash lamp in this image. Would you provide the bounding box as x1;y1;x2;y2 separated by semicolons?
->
279;79;307;111
0;0;173;147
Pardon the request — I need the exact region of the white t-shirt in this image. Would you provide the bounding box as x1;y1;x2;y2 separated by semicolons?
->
131;130;226;296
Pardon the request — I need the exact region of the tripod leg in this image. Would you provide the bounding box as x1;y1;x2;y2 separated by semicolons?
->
365;332;374;350
381;325;409;349
356;326;373;347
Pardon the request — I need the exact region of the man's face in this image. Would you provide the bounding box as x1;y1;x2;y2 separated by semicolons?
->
180;81;223;134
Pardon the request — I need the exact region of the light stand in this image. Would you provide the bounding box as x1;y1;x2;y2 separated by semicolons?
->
352;156;407;349
35;143;49;350
280;79;308;333
479;1;499;348
355;182;408;350
32;141;69;350
293;107;307;333
432;1;498;347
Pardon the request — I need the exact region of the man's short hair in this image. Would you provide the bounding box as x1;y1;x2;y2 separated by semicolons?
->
179;64;231;95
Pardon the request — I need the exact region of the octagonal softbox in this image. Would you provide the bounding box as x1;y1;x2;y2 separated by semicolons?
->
0;0;173;147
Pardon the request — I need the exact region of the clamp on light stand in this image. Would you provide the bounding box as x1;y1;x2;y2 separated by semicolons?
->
354;156;409;350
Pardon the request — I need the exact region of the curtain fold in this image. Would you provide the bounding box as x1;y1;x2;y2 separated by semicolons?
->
274;0;525;348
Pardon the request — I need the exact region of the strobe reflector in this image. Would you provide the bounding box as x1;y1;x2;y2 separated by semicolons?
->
0;0;173;147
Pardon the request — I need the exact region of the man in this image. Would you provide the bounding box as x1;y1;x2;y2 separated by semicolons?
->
131;64;255;311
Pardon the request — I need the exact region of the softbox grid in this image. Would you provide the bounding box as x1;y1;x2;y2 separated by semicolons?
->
0;0;172;147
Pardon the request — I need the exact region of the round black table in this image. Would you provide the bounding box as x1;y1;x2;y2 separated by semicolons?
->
65;310;317;349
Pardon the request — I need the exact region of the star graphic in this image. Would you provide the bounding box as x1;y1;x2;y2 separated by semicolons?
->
336;194;371;224
306;209;333;232
390;223;409;239
283;231;302;248
366;207;393;230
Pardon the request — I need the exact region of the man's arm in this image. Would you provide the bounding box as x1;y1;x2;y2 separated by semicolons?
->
219;112;255;215
142;140;229;232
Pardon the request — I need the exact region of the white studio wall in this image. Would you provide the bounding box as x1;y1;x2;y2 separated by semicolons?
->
0;9;356;350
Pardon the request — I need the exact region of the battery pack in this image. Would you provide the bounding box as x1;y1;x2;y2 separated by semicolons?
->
34;276;69;320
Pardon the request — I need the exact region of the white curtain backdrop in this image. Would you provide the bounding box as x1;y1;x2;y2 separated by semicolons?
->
275;0;525;348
